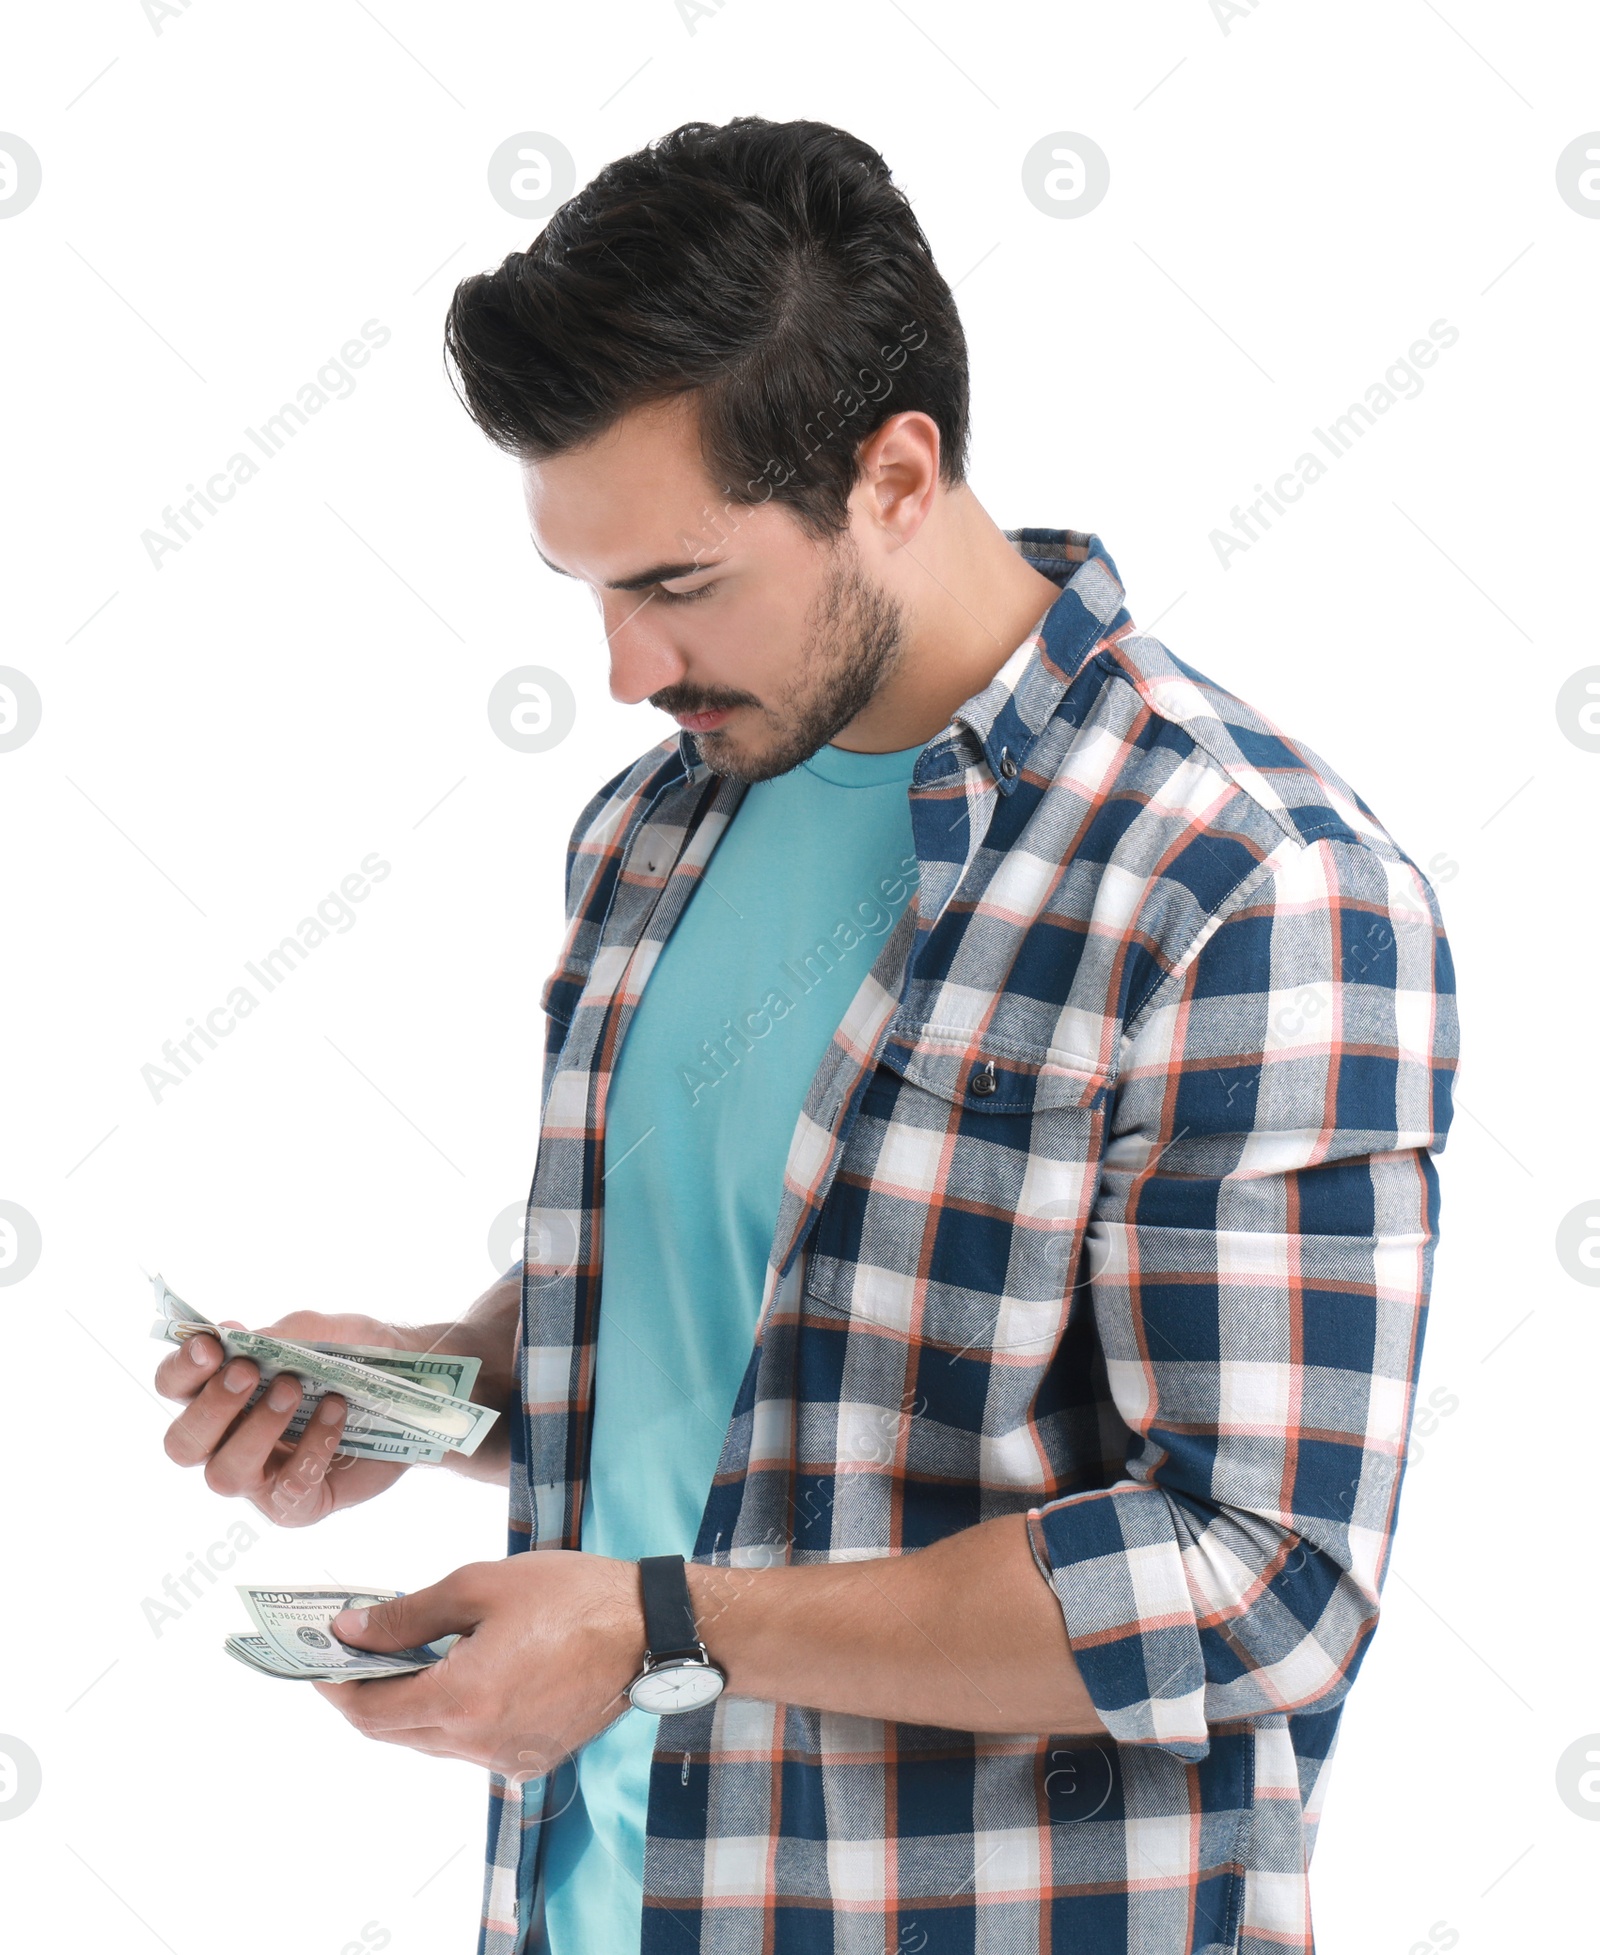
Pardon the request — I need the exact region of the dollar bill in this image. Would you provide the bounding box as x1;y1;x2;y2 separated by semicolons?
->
229;1586;458;1682
149;1273;498;1459
223;1630;439;1683
242;1348;478;1466
225;1633;299;1678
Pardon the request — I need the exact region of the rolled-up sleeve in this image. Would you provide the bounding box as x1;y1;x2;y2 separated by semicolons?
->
1027;834;1458;1759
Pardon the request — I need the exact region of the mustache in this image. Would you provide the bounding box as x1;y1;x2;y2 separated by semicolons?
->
650;683;762;717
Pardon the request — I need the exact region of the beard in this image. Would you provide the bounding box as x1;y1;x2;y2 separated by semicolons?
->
650;539;909;785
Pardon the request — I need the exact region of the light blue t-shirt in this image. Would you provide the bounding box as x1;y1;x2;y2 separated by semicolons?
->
538;738;923;1954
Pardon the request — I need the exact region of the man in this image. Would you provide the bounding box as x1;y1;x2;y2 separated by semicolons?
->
156;118;1457;1955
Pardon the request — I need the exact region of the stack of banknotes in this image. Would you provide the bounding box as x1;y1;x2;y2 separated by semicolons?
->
148;1272;500;1465
226;1585;457;1682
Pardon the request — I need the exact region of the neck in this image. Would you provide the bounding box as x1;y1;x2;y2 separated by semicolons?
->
831;488;1066;754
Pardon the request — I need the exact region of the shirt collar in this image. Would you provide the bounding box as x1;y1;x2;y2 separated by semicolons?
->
935;528;1129;796
677;527;1130;790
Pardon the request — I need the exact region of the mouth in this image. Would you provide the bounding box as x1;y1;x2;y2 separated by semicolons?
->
672;707;737;733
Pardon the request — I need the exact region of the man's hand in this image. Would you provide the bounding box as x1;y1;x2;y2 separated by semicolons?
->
312;1554;645;1779
154;1268;523;1522
155;1311;427;1528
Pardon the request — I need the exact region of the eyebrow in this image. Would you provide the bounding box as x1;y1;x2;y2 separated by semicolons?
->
532;544;723;592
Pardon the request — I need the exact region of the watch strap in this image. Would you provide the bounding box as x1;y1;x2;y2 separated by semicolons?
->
638;1554;699;1657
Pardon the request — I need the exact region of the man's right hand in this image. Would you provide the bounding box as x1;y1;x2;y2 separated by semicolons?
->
156;1311;436;1529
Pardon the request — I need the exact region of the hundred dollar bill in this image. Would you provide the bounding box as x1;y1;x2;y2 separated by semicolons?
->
224;1631;418;1683
224;1622;440;1683
235;1586;457;1681
309;1429;447;1465
149;1274;498;1458
225;1633;300;1678
243;1348;477;1465
312;1345;476;1459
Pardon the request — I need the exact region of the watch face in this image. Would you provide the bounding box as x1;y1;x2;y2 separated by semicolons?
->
629;1660;725;1715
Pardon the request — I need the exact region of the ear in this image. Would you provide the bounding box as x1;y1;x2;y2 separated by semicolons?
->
854;411;941;548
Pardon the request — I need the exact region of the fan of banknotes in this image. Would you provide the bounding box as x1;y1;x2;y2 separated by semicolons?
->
226;1585;458;1682
148;1271;500;1466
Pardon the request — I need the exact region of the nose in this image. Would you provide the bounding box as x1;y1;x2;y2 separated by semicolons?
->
601;591;685;705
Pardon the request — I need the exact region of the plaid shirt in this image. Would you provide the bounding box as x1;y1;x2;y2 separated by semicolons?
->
481;528;1458;1955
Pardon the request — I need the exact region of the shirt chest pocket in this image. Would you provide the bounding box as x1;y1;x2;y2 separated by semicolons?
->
802;1032;1111;1358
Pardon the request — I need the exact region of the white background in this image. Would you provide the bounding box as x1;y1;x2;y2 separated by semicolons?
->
2;2;1596;1951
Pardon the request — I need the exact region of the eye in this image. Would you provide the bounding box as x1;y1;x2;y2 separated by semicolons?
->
657;580;717;605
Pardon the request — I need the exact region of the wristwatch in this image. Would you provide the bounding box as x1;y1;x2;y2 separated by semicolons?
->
626;1555;727;1715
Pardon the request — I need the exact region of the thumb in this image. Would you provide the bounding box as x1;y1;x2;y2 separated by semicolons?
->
331;1580;469;1655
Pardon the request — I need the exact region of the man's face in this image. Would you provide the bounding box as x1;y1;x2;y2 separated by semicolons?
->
520;397;907;782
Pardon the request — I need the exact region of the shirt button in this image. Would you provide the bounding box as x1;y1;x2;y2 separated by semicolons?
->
969;1066;997;1097
999;748;1018;779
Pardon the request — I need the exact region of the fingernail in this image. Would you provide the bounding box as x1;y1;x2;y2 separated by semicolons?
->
222;1361;254;1394
267;1376;301;1412
188;1337;214;1366
331;1608;367;1636
317;1394;346;1426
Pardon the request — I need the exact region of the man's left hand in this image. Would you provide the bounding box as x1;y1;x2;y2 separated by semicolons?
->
313;1553;645;1779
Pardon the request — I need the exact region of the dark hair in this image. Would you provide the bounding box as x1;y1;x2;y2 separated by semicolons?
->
444;117;969;538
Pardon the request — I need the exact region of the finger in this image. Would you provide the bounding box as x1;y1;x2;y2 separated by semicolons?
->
330;1572;478;1655
196;1370;312;1495
309;1689;457;1755
162;1354;265;1466
311;1672;450;1733
154;1330;226;1404
154;1315;255;1399
259;1393;348;1524
362;1728;457;1756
